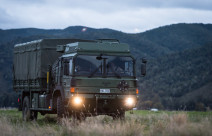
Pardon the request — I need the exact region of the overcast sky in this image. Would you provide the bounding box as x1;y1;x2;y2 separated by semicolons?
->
0;0;212;33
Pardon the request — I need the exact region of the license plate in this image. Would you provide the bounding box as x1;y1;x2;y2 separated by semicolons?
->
100;89;110;93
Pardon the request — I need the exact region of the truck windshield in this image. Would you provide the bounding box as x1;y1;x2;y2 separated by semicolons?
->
74;55;134;77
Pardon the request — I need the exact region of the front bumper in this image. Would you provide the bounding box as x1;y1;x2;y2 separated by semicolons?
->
66;94;138;114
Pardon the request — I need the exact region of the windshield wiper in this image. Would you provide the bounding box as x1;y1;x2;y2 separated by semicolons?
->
88;65;102;78
107;63;121;78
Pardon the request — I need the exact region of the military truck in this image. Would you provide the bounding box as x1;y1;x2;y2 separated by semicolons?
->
13;39;146;121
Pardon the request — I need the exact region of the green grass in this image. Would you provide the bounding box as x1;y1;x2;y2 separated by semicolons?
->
127;110;212;117
0;109;212;136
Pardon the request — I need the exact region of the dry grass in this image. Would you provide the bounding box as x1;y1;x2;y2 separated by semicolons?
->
149;113;212;136
60;116;145;136
0;116;58;136
0;110;212;136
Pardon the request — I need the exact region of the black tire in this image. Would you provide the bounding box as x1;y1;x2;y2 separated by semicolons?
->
113;111;125;120
71;112;86;123
57;96;65;118
22;96;30;121
76;112;86;121
30;111;38;120
119;111;125;120
22;96;38;121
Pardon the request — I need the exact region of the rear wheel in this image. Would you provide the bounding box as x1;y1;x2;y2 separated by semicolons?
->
22;96;38;121
22;96;30;121
30;111;38;120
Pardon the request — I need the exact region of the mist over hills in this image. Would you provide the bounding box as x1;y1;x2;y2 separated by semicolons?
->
0;23;212;110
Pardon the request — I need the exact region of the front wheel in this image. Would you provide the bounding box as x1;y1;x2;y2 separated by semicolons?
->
57;96;65;118
112;111;125;120
72;112;86;122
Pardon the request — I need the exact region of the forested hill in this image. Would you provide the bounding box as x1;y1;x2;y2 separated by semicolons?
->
0;23;212;110
139;43;212;110
140;23;212;52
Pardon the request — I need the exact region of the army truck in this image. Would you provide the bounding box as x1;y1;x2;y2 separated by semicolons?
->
13;39;146;121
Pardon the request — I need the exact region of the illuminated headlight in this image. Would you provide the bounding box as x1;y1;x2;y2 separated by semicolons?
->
73;97;83;105
125;97;135;107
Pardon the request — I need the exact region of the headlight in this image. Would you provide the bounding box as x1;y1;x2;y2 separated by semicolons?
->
125;97;135;107
73;97;83;105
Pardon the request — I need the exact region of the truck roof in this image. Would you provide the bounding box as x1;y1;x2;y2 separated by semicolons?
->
14;39;94;53
14;39;130;54
64;41;130;54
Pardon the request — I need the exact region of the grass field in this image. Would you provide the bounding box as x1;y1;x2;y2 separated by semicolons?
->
0;109;212;136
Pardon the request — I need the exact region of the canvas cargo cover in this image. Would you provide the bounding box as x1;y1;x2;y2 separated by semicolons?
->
13;39;91;80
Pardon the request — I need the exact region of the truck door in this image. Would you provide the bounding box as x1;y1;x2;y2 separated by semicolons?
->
53;58;64;85
62;58;73;88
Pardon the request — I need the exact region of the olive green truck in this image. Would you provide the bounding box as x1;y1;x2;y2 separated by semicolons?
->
13;39;146;121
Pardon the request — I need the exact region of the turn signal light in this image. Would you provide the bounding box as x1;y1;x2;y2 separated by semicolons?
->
70;87;75;93
136;88;139;94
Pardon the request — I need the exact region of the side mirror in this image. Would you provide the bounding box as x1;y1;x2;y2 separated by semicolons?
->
96;56;102;60
141;58;147;76
96;54;103;60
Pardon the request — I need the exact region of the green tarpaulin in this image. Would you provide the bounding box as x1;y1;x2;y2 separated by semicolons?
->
13;39;90;80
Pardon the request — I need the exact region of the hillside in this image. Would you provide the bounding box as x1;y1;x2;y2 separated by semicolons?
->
0;23;212;109
139;43;212;110
178;82;212;110
140;23;212;51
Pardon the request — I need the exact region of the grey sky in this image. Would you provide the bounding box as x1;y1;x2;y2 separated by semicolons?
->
0;0;212;33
